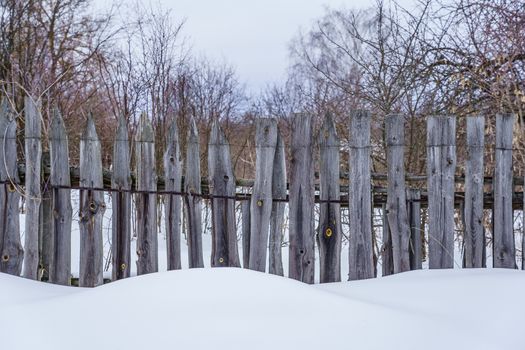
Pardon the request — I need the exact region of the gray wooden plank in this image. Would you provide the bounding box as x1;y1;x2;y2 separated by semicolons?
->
249;118;277;272
23;96;42;280
407;189;422;270
318;114;342;283
288;113;315;284
385;114;410;273
0;98;23;275
79;115;105;287
242;199;250;268
427;115;456;269
49;109;72;285
493;113;515;268
348;110;374;280
164;120;182;270
208;119;240;267
111;115;131;280
135;114;158;275
381;204;394;276
464;116;485;268
184;116;204;268
269;128;286;276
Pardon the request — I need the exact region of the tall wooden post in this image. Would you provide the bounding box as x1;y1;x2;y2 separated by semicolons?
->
289;113;315;284
427;115;456;269
79;115;105;287
348;110;374;280
0;98;23;275
249;118;277;272
318;114;342;283
164;120;182;270
49;109;72;285
208;120;240;267
385;114;410;273
464;116;485;268
184;117;204;268
269;129;286;276
23;96;42;280
111;116;131;280
493;113;515;268
135;114;158;275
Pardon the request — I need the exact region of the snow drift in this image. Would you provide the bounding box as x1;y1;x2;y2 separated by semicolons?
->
0;268;523;350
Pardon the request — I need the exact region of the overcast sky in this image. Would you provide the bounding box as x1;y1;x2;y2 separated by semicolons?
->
107;0;372;94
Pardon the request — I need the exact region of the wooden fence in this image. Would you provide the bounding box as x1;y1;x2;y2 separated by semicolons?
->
0;97;523;287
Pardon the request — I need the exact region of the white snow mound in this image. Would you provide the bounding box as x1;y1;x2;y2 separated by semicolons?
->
0;268;523;350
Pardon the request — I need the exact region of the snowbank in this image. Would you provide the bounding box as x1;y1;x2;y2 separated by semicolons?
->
1;268;523;350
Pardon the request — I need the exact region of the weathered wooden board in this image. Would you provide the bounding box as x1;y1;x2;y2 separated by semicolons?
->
385;114;411;274
407;189;422;270
348;110;374;280
318;114;342;283
164;120;182;270
269;129;286;276
135;114;158;275
288;113;315;284
249;118;277;272
49;109;72;285
111;116;131;280
79;116;105;287
0;98;23;275
493;113;515;268
39;150;52;281
184;117;204;268
208;120;240;267
464;116;484;268
427;115;456;269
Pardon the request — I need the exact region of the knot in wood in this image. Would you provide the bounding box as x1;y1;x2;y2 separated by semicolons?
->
219;257;224;264
325;228;333;238
7;183;16;193
257;200;263;207
89;201;99;213
120;263;127;271
1;254;8;262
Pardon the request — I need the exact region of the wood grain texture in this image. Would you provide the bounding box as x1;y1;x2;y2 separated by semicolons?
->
269;129;286;276
493;113;515;268
111;116;131;280
164;120;182;270
79;115;105;287
407;189;422;270
427;115;456;269
464;116;485;268
184;117;204;268
385;114;410;274
135;114;158;275
249;118;277;272
381;204;393;276
208;120;240;267
288;113;315;284
348;110;374;280
242;199;250;268
318;114;342;282
49;109;72;285
0;98;23;275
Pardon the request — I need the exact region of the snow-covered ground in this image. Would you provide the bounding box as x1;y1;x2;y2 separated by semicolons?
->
1;268;523;350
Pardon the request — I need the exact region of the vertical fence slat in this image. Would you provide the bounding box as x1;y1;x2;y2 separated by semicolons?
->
0;98;22;275
427;115;456;269
111;116;131;280
493;113;515;268
289;113;315;284
208;120;240;267
164;120;182;270
242;199;250;268
23;96;42;279
184;117;204;268
79;115;105;287
249;118;277;272
407;189;422;270
40;150;52;281
269;129;286;276
49;109;72;285
135;115;158;275
464;116;485;268
318;114;341;283
385;114;410;274
348;110;374;280
381;204;394;276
